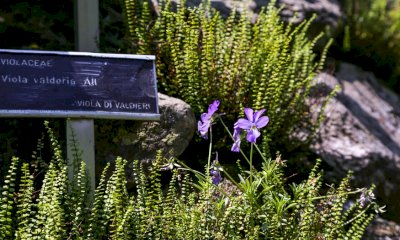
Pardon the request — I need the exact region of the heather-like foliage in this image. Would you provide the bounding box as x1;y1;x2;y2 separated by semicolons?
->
0;156;19;239
0;119;381;239
121;0;335;157
338;0;400;92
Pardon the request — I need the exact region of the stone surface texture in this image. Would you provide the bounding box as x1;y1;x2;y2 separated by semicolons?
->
95;93;197;176
126;93;196;164
364;217;400;240
310;62;400;221
180;0;342;30
126;93;194;163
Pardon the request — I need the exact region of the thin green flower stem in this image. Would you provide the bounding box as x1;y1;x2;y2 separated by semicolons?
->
253;142;272;171
177;159;212;191
250;143;254;183
340;204;373;228
206;127;213;236
309;188;365;201
218;116;251;166
254;143;266;160
176;165;206;180
207;126;213;178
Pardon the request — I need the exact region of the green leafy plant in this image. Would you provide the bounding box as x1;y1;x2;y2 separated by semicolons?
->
0;156;19;239
120;0;336;158
336;0;400;92
189;99;383;239
0;0;74;50
0;113;382;239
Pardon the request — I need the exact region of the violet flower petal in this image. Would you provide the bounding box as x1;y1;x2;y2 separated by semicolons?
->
255;116;269;129
253;109;266;121
231;127;242;152
200;112;209;122
232;127;241;139
210;170;222;185
244;108;254;122
198;119;211;139
208;100;220;114
235;118;253;129
231;138;241;152
246;128;261;143
197;100;220;139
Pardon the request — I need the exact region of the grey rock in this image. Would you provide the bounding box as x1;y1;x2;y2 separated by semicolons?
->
272;0;342;27
177;0;342;32
95;93;196;177
309;62;400;221
127;93;197;165
363;216;400;240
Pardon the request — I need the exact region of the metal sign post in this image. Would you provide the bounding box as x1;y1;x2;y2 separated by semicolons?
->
72;0;98;193
67;119;95;189
74;0;99;53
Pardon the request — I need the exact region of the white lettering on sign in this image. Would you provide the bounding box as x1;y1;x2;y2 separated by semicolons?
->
33;76;76;86
76;100;102;108
103;100;113;108
83;77;97;86
0;58;53;67
1;74;77;86
74;100;152;111
114;101;151;110
2;74;28;84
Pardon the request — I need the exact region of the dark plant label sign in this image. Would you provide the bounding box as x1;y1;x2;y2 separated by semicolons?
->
0;49;159;120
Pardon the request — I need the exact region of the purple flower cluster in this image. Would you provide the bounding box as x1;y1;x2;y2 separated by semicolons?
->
197;100;220;139
197;100;270;185
198;100;269;151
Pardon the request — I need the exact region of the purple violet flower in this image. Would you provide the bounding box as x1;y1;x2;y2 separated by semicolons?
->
197;100;220;139
210;169;222;186
234;108;269;143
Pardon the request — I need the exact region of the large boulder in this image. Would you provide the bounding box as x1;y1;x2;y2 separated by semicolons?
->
363;217;400;240
261;0;341;27
121;93;197;165
178;0;342;33
309;62;400;221
95;93;197;176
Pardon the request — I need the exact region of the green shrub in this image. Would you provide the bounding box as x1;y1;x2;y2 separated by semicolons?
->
336;0;400;92
0;0;74;50
0;119;381;239
120;0;335;158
